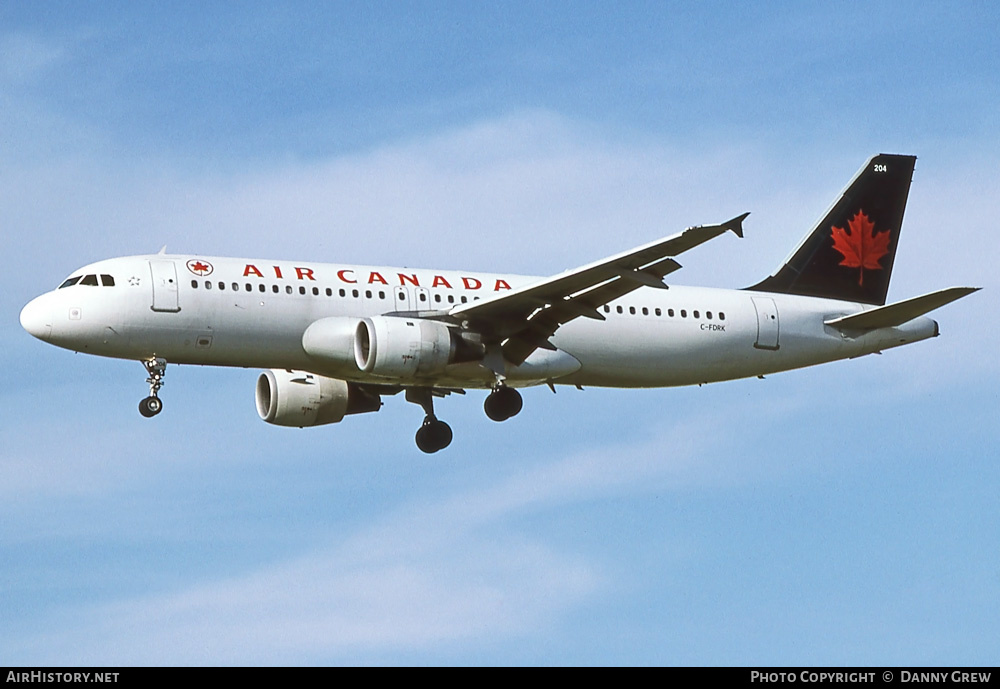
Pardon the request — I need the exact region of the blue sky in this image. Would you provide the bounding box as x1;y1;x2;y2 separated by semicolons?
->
2;1;998;665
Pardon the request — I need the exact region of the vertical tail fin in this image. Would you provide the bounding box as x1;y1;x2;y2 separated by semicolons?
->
748;154;916;305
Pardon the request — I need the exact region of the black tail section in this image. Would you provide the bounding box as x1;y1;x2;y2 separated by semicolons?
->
748;154;916;306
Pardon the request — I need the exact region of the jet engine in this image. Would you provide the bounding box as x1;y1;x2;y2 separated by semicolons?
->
353;316;483;378
255;369;381;427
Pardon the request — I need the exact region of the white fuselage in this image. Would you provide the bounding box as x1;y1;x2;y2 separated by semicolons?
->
20;254;938;390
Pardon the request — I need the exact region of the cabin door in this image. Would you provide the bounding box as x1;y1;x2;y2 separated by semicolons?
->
751;297;779;350
149;260;181;313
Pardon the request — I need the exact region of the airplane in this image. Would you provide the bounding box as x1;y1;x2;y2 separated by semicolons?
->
19;153;978;453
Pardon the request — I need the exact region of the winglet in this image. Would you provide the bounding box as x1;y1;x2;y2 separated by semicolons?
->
723;212;749;238
157;245;168;255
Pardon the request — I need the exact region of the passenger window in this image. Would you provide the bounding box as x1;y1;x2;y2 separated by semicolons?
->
668;309;675;317
461;296;468;304
101;274;115;286
379;291;386;299
59;276;82;289
233;283;239;291
365;290;372;299
218;282;225;290
259;284;265;293
693;310;699;319
326;288;332;296
642;307;648;316
681;310;687;318
604;305;611;313
616;306;623;314
205;281;212;290
447;295;454;304
655;308;661;316
339;289;346;297
434;294;441;303
299;286;306;295
352;289;359;298
419;293;427;302
246;283;252;292
629;306;636;315
80;274;99;286
719;312;726;320
312;287;319;296
272;285;278;293
191;280;198;289
286;286;293;294
706;311;712;319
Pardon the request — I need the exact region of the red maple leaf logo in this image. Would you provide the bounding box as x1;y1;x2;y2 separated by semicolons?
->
186;259;213;276
830;210;891;286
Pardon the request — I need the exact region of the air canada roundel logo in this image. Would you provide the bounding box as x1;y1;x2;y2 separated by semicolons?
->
186;259;214;277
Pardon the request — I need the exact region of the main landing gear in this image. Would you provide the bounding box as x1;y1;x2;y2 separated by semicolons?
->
138;357;167;418
406;388;452;454
484;384;522;422
415;416;453;454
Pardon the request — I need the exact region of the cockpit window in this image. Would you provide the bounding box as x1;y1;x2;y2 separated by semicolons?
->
58;273;110;288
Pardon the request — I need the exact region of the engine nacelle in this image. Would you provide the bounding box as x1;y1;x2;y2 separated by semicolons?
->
255;369;381;427
354;316;472;378
301;316;362;369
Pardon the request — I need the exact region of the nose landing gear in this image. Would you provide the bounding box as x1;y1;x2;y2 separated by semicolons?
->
484;384;522;422
139;357;167;418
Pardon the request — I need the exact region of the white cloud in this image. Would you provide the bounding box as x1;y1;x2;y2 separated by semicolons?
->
8;397;790;665
25;536;596;665
5;111;779;279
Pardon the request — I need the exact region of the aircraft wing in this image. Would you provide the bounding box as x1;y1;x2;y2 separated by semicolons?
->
448;213;748;365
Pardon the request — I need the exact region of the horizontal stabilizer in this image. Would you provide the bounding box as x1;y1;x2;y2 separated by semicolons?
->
825;287;980;331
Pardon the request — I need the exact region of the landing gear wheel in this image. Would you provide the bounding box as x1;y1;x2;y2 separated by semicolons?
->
484;386;523;422
139;357;168;418
139;396;162;418
415;416;453;453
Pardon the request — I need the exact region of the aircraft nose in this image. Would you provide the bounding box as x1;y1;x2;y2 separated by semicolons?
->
20;296;52;342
